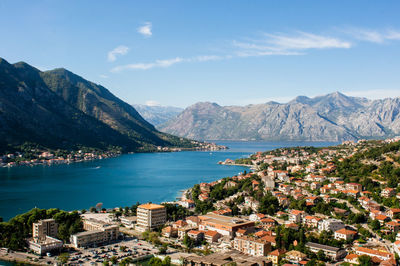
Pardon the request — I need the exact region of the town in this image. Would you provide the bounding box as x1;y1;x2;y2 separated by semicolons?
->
0;141;226;168
1;137;400;265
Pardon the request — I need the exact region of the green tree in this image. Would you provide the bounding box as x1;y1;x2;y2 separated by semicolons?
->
57;253;69;265
358;255;372;266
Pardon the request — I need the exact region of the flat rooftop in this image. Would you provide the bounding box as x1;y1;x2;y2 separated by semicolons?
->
199;213;253;227
138;203;165;210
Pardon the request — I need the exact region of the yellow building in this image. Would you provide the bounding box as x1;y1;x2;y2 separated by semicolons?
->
136;203;166;232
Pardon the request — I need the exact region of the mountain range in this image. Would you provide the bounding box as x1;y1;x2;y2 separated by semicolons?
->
0;57;193;153
158;92;400;142
133;104;183;126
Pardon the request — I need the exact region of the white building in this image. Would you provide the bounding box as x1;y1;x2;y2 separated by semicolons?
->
136;203;166;232
318;219;345;232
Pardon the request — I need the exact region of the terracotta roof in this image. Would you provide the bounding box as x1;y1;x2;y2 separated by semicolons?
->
375;214;389;221
335;228;357;235
138;203;165;210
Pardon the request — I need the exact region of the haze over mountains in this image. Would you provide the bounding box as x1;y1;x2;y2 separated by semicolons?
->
133;104;183;126
0;57;193;153
159;92;400;142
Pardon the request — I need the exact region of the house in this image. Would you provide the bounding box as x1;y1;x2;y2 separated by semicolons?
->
386;221;400;232
334;228;357;241
260;218;276;227
388;208;400;219
310;182;321;190
303;216;322;228
284;250;307;264
173;220;188;229
382;188;396;198
187;230;204;242
289;210;304;224
344;253;359;265
346;183;362;192
204;230;221;243
305;242;347;260
375;214;390;225
180;199;195;209
267;249;286;265
162;226;177;238
261;235;277;247
305;196;319;206
186;216;200;227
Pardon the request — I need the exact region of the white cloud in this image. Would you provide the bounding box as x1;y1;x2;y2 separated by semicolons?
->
343;28;400;43
233;31;351;57
99;74;109;78
111;55;224;72
138;22;152;37
344;89;400;99
145;100;160;106
108;45;129;62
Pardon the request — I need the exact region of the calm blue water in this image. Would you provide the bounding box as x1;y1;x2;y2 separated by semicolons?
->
0;141;336;221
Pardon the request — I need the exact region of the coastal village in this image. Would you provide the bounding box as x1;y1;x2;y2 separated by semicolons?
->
0;141;225;167
1;137;400;265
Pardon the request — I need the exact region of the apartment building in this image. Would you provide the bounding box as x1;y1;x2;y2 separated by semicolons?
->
33;219;58;240
29;219;62;255
136;203;166;232
233;236;271;256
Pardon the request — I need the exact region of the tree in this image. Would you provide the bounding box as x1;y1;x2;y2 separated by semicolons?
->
162;256;171;266
358;255;372;266
57;253;69;265
110;256;118;265
316;250;326;261
89;206;97;213
149;257;163;266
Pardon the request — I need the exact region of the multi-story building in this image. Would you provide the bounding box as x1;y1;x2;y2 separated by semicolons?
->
198;213;255;239
136;203;166;232
29;219;62;255
318;219;345;232
382;188;396;198
33;219;58;240
233;236;271;256
289;210;304;224
70;218;119;248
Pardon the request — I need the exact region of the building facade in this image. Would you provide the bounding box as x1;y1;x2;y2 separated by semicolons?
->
136;203;167;232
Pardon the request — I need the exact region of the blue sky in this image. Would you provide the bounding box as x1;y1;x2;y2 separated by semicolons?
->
1;1;400;107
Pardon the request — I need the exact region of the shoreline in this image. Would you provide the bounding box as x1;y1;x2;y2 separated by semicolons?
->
1;143;227;169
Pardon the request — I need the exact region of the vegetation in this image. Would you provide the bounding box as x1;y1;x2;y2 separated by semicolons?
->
0;208;82;250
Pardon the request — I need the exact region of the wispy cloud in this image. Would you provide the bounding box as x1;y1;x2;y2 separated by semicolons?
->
111;55;224;72
107;45;129;62
138;22;152;37
233;31;351;57
343;28;400;43
110;28;400;72
99;74;109;79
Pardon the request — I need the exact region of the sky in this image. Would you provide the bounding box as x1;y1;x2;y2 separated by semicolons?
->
1;1;400;108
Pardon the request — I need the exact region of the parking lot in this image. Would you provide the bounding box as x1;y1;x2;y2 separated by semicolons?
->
68;237;159;265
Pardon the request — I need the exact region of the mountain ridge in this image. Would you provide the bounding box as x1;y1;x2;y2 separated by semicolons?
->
0;57;195;153
159;93;400;141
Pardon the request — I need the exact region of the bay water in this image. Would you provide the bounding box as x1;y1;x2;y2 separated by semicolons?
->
0;141;336;221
